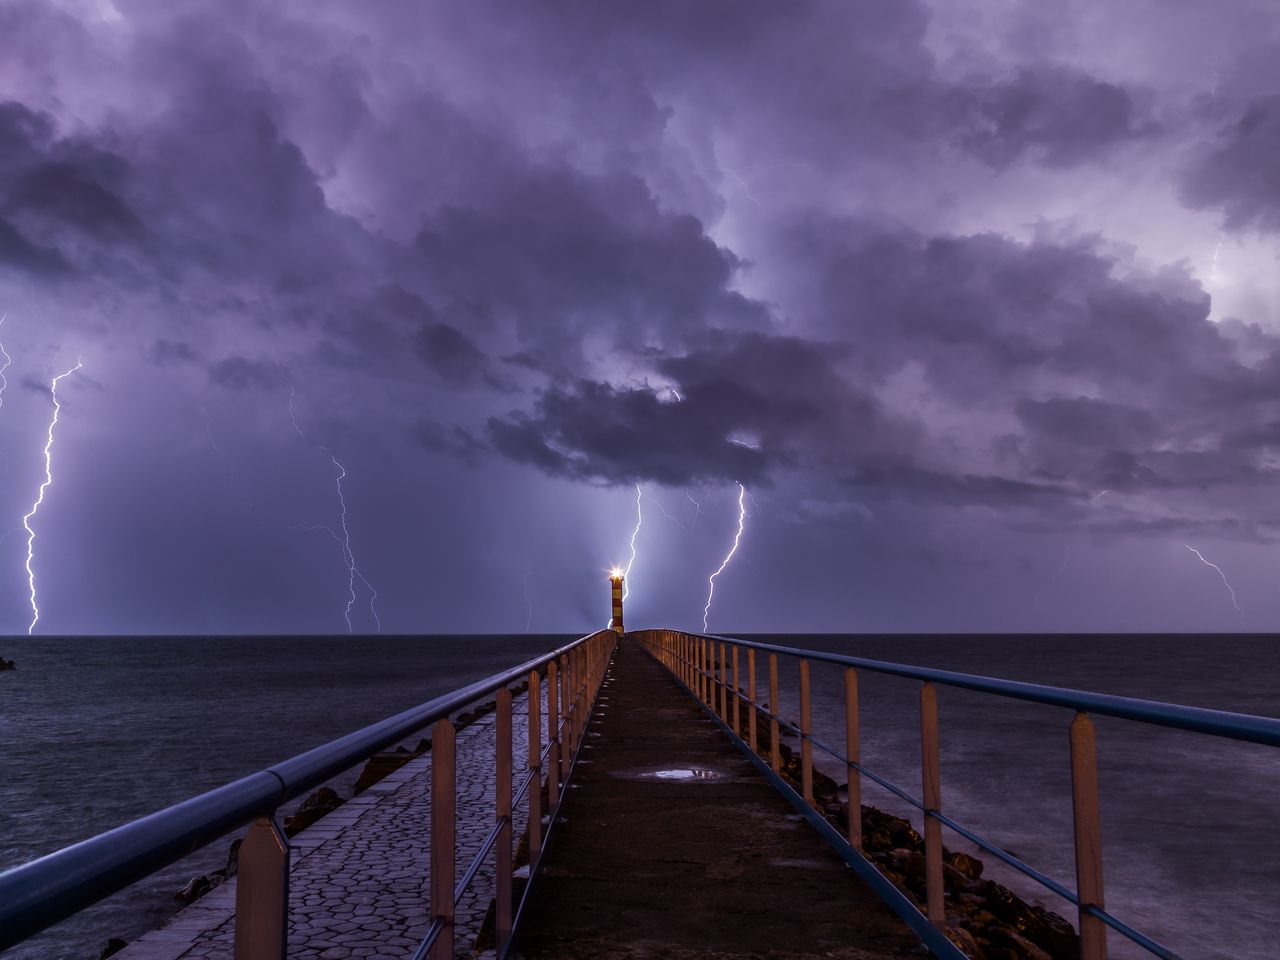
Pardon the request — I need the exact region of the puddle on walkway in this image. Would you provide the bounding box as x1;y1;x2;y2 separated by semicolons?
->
613;767;727;782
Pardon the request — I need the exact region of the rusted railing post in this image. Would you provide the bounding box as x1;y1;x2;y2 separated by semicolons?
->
799;658;814;805
559;655;571;783
747;648;758;753
719;642;728;721
845;667;862;851
919;683;944;928
528;671;542;860
768;653;780;774
1071;712;1108;960
233;815;289;960
495;688;513;952
430;718;456;960
732;645;741;735
546;660;560;812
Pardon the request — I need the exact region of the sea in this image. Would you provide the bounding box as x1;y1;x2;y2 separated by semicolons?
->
1;634;1276;960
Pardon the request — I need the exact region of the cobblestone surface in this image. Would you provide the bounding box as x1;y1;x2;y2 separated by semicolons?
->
116;691;541;960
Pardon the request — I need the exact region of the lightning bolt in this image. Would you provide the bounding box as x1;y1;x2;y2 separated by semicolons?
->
0;314;11;410
722;167;763;208
23;359;82;635
1090;489;1111;503
703;482;747;632
644;489;686;530
1184;544;1244;617
623;483;642;602
280;366;381;634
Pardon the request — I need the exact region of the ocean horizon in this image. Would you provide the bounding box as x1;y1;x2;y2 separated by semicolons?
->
2;633;1277;960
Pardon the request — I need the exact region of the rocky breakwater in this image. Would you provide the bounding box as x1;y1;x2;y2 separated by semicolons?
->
743;704;1079;960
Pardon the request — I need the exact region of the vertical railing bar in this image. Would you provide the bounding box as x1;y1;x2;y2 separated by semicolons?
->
233;815;289;960
429;717;456;960
1072;712;1108;960
732;645;741;735
747;648;757;754
799;658;814;805
845;667;862;851
559;655;570;784
768;653;780;775
495;688;513;953
919;682;944;929
527;671;542;861
546;661;560;813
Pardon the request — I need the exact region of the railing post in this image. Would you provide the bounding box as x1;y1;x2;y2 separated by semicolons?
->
703;638;710;706
732;645;741;735
768;653;780;774
528;671;542;860
1071;712;1108;960
800;658;813;805
495;688;513;953
233;815;289;960
559;655;570;783
845;667;862;851
719;642;728;721
546;661;560;812
430;718;456;960
919;683;944;928
747;649;758;754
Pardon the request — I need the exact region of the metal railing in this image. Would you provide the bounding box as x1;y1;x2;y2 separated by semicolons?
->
632;629;1280;960
0;630;618;960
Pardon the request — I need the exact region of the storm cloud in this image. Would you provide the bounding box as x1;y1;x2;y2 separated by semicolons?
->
0;0;1274;634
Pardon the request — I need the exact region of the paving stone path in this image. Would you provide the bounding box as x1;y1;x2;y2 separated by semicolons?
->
117;691;542;960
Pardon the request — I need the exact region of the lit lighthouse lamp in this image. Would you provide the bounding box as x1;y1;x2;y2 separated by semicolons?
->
609;568;624;634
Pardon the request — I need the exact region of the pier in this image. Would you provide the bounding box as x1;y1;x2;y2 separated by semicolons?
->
4;580;1280;960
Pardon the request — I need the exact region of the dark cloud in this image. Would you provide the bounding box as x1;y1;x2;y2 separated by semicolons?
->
207;356;283;391
0;216;71;277
954;66;1157;168
1182;94;1280;231
487;332;904;486
844;463;1074;507
414;163;769;365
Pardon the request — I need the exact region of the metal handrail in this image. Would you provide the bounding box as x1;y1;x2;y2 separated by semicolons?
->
0;630;612;954
634;629;1276;960
701;634;1280;746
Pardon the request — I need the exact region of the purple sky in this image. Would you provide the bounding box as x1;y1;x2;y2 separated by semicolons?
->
1;0;1278;635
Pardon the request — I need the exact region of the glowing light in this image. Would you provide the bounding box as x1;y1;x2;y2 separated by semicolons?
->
703;483;747;632
1184;544;1243;616
23;359;82;635
609;567;623;580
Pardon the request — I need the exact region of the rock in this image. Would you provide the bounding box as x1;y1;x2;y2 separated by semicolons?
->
945;923;984;959
284;787;344;836
0;656;15;671
946;850;984;880
98;938;128;959
353;751;414;794
175;874;212;905
224;838;242;879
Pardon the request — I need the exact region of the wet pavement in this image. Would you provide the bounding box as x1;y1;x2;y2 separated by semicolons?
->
513;639;924;960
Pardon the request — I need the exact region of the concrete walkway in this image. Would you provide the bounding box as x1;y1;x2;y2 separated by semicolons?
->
513;640;922;960
117;694;539;960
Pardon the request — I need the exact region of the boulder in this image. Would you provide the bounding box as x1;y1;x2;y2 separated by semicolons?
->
283;787;344;837
175;874;212;905
98;938;128;959
0;656;15;671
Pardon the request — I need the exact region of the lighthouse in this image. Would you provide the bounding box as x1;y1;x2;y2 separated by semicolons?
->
609;569;624;634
